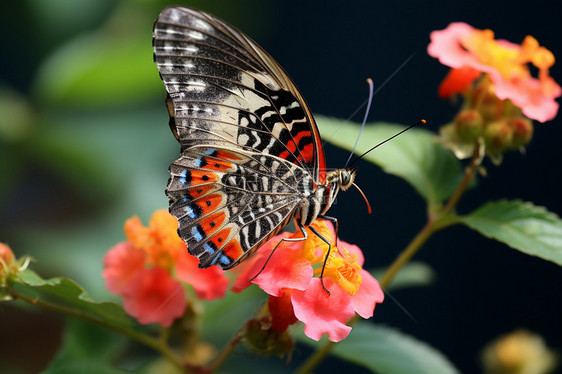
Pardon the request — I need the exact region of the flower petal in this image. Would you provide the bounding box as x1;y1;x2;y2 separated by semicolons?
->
351;270;385;319
291;278;355;342
122;267;186;327
175;251;229;300
268;290;298;333
252;245;313;297
102;242;146;295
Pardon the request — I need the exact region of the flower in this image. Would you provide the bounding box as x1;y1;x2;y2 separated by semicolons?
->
428;22;560;123
103;210;229;327
122;267;186;327
481;329;558;374
233;220;384;342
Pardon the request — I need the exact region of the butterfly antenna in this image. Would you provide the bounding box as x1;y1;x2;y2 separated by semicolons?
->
344;78;375;168
348;119;426;168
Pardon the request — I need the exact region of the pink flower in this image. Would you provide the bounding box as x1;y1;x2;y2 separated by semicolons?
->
234;220;384;342
428;22;560;122
102;242;146;295
103;210;230;327
122;267;186;327
175;250;229;300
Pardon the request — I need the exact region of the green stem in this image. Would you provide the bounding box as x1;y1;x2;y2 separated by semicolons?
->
294;145;481;374
10;288;185;372
205;302;268;373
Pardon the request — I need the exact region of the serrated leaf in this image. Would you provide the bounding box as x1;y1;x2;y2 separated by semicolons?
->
11;269;148;337
316;116;463;207
458;200;562;266
297;322;459;374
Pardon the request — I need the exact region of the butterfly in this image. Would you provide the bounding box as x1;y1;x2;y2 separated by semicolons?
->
153;6;357;271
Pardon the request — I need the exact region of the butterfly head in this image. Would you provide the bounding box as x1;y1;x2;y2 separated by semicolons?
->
338;168;357;191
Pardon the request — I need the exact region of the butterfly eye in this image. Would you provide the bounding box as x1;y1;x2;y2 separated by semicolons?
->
340;170;351;187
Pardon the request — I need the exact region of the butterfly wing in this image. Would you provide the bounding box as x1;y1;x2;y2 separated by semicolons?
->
153;6;325;268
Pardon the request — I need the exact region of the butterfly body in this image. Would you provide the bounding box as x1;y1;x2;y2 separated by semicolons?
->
153;7;355;269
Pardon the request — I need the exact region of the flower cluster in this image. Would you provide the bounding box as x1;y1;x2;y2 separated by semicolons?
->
103;210;229;327
428;22;560;161
233;220;384;342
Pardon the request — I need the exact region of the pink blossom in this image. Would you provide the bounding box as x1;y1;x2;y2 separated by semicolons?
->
122;267;186;327
428;22;560;122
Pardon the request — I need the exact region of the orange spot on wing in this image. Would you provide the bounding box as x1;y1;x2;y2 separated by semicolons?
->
222;239;244;261
216;150;242;160
199;211;226;236
206;158;233;171
209;228;231;249
195;194;223;214
188;184;214;199
189;170;218;186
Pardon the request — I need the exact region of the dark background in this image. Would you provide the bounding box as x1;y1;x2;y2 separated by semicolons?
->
1;1;560;373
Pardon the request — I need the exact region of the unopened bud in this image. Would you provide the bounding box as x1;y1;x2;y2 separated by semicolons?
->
484;120;513;152
455;109;484;142
507;117;534;148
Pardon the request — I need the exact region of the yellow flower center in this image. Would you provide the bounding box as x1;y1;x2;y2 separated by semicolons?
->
461;29;555;90
301;221;363;296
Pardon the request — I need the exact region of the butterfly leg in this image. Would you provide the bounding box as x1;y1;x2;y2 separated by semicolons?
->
318;215;338;248
308;224;333;295
248;224;308;282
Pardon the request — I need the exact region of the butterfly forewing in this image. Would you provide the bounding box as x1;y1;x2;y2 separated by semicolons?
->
153;6;326;268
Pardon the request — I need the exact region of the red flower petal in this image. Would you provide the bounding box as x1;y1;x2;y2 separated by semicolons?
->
291;278;355;342
122;267;186;327
175;251;229;300
438;67;481;98
102;242;146;295
268;290;298;333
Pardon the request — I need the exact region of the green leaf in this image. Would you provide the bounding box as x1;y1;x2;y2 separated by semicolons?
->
371;262;436;291
316;116;463;207
33;5;161;107
298;322;459;374
458;200;562;266
43;362;130;374
10;269;151;339
45;319;128;373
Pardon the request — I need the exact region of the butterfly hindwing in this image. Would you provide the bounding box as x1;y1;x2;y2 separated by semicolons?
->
167;147;307;268
153;6;326;268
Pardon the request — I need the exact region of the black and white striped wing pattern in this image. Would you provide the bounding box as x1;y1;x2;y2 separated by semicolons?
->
153;6;326;269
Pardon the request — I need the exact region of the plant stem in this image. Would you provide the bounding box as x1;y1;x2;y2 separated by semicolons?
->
294;145;481;374
10;288;185;371
206;302;268;373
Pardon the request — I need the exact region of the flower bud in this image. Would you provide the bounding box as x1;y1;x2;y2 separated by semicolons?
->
473;80;502;121
484;120;513;152
245;317;294;357
0;243;15;266
455;109;485;142
507;117;534;148
1;243;17;285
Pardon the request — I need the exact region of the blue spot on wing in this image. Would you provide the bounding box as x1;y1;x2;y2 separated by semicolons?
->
185;206;197;219
191;226;203;242
179;169;188;186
